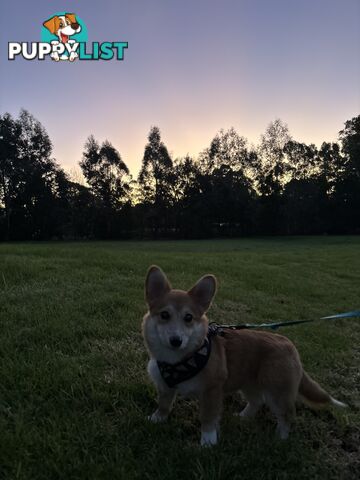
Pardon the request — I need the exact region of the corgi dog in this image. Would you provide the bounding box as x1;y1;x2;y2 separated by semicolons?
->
142;266;347;446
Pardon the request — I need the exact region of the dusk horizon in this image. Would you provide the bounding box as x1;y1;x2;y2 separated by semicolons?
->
1;0;359;176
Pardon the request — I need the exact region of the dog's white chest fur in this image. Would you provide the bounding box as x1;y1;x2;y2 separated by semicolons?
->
147;359;201;397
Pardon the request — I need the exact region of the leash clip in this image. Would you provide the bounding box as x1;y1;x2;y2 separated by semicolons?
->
208;322;225;337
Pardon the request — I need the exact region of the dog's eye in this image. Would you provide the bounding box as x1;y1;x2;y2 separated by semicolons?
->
184;313;193;323
160;311;170;320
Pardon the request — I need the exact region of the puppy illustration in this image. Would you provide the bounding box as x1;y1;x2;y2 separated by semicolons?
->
43;13;82;62
142;266;347;446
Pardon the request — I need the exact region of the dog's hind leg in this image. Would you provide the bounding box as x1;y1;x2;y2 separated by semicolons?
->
275;415;291;440
265;393;295;440
235;389;263;418
237;400;263;418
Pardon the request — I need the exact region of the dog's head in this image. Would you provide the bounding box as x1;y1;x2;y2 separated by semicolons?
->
143;266;217;360
43;13;81;43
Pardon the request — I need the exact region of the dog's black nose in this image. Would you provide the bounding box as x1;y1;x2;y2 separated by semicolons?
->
170;336;182;348
71;22;79;29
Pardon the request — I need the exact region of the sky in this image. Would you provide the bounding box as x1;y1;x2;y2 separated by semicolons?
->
1;0;359;176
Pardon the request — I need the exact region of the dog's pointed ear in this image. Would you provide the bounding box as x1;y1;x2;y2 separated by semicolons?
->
188;275;217;314
43;16;59;34
66;13;77;24
145;266;171;307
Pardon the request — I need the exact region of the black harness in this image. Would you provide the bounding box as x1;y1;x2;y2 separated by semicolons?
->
157;325;219;388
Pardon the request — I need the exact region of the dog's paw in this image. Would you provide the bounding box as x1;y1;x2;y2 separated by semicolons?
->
148;410;168;423
200;429;218;447
276;423;290;440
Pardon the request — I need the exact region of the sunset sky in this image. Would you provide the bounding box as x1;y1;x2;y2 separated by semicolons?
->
1;0;359;176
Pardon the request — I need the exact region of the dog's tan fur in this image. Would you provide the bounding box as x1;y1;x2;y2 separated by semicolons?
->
142;266;346;446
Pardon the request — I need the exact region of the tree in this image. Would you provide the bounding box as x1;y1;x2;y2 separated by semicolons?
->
335;116;360;233
252;119;292;233
284;141;318;181
137;126;173;236
0;113;21;239
339;115;360;178
317;142;346;196
80;136;131;237
193;128;258;236
199;127;258;180
257;119;292;195
138;127;173;205
0;110;64;239
65;180;97;239
170;155;203;236
172;155;200;204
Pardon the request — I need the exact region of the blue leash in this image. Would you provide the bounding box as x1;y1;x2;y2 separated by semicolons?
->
321;310;360;320
210;310;360;333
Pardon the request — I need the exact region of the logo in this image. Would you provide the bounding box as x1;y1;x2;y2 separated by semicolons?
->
8;12;128;62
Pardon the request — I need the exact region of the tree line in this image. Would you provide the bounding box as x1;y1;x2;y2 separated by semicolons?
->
0;109;359;240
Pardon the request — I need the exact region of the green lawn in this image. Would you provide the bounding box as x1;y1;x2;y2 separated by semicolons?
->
0;237;359;479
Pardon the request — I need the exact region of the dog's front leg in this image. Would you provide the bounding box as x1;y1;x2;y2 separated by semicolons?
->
199;387;223;447
149;386;176;423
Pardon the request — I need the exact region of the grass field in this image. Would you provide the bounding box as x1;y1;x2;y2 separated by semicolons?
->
0;237;359;479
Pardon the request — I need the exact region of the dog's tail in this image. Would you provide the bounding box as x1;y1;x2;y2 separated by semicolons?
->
298;371;347;409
